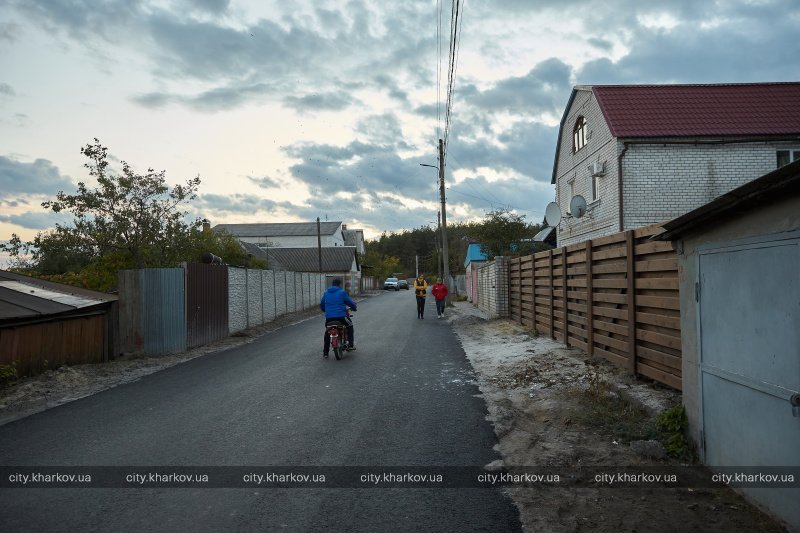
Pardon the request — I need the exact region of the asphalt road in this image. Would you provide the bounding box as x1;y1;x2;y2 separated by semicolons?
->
0;291;521;532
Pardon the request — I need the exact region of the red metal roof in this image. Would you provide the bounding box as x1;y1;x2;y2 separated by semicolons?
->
592;83;800;137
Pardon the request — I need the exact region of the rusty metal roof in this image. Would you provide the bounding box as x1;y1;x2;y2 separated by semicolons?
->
0;270;116;321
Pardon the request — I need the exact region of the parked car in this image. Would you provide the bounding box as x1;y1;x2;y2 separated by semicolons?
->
383;277;399;291
398;279;409;290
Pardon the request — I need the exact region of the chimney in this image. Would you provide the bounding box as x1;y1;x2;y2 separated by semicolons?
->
202;219;211;235
342;224;347;230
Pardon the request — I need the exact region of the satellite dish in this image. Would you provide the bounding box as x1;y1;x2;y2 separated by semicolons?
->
544;202;562;227
570;195;587;218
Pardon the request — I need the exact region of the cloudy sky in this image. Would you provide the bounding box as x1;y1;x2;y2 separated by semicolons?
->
1;0;799;246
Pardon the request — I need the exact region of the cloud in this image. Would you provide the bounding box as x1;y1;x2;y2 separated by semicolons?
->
196;193;282;214
466;58;572;115
0;210;71;230
184;0;230;15
132;82;276;111
355;113;411;149
283;91;356;112
576;1;800;84
284;140;434;197
0;22;20;42
0;83;15;96
248;176;283;189
0;156;74;197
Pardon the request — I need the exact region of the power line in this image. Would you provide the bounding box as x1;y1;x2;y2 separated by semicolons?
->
442;0;465;169
437;0;442;142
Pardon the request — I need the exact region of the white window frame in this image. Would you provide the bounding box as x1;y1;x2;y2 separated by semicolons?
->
572;117;586;152
590;174;601;202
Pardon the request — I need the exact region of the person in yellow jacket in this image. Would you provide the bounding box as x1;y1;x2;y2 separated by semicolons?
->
414;273;428;319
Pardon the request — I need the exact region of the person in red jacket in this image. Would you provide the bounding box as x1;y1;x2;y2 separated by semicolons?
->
431;278;449;318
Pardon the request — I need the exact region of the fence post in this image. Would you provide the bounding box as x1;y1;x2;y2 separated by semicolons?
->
549;249;555;339
530;255;536;332
562;247;568;345
586;240;594;356
625;230;637;374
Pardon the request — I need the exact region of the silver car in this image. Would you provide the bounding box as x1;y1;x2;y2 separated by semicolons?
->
383;277;399;291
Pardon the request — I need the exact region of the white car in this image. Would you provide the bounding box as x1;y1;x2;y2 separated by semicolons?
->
383;277;399;291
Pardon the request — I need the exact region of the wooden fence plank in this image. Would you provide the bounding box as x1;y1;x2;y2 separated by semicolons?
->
635;278;679;290
637;345;682;371
636;312;681;330
637;329;682;351
593;293;627;305
593;319;628;337
637;295;680;310
592;262;628;274
638;363;682;390
635;258;678;273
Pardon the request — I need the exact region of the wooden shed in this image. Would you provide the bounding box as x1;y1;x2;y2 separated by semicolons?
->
0;271;118;376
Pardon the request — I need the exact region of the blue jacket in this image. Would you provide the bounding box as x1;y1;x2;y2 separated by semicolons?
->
320;286;357;319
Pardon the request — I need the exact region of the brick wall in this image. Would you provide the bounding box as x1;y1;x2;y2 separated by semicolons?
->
476;257;509;318
555;89;620;246
622;141;783;229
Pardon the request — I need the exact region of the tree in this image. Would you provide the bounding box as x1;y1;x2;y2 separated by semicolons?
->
361;249;401;282
0;139;264;291
41;139;202;269
472;208;538;259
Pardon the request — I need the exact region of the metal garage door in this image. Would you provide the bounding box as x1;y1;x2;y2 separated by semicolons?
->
698;233;800;528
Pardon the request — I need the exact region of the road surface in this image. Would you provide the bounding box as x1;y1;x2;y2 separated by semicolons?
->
0;291;521;531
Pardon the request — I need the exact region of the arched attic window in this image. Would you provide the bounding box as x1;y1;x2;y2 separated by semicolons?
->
572;116;586;152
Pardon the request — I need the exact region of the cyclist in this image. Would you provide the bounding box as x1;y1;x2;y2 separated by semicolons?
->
320;279;357;358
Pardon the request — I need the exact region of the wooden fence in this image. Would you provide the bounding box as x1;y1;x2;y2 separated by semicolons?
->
508;223;681;390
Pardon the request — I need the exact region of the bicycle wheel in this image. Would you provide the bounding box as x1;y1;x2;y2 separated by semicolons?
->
333;345;343;360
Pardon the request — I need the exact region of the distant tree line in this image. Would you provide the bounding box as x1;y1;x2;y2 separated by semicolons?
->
364;208;551;281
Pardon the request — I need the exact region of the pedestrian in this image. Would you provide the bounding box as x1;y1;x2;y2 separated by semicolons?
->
414;273;428;319
431;277;448;318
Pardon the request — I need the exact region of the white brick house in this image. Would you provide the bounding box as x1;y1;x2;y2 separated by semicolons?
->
551;83;800;247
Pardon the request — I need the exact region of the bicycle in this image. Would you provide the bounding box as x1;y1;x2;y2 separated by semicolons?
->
325;308;355;360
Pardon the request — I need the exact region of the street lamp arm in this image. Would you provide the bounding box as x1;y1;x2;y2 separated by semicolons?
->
419;163;438;169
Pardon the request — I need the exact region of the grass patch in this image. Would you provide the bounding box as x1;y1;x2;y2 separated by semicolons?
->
569;389;658;443
565;358;658;443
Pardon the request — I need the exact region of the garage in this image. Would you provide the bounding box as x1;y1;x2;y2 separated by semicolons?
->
658;160;800;530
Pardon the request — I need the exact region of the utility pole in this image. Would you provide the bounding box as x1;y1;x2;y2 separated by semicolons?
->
415;255;419;278
438;138;450;304
437;210;442;278
316;217;322;274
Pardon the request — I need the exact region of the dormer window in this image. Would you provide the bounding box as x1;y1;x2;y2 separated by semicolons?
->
573;116;586;152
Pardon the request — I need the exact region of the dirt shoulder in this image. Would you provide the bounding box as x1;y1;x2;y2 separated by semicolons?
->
447;302;786;533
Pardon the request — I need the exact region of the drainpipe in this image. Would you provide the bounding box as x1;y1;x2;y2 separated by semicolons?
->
617;142;630;232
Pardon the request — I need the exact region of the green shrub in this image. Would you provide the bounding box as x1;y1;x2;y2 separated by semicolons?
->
656;405;693;461
0;363;18;387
